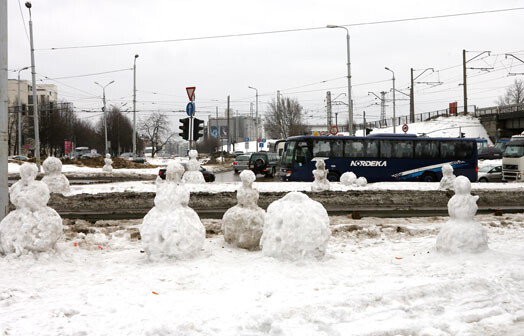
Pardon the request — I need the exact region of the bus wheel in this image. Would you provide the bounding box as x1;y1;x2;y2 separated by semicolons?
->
327;172;340;182
421;172;437;182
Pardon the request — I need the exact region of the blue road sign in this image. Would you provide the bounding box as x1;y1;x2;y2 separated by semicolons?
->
261;138;266;143
244;137;249;142
259;142;264;148
186;102;195;116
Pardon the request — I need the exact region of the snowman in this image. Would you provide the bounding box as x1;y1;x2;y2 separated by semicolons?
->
0;163;63;256
222;170;265;250
311;158;330;192
182;150;205;183
439;164;456;190
102;154;113;173
41;156;70;193
436;176;488;253
140;161;205;260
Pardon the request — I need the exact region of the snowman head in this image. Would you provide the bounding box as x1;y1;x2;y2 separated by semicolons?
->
453;175;471;195
105;154;111;158
442;164;453;177
19;162;38;182
43;157;62;175
188;150;198;159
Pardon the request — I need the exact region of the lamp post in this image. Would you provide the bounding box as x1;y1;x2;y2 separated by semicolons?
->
17;66;30;155
385;67;396;133
327;25;353;135
132;54;139;159
248;86;258;152
26;1;41;170
95;80;115;154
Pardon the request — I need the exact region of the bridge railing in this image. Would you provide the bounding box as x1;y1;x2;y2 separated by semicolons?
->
473;103;524;117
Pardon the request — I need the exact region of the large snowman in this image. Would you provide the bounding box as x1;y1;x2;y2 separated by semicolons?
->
0;163;63;256
311;158;330;192
222;170;265;250
41;156;70;193
140;161;206;260
182;150;205;183
260;192;331;261
102;154;113;173
436;176;488;253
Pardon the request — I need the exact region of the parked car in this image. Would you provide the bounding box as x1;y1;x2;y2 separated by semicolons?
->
478;146;503;160
248;152;280;177
119;152;133;160
158;165;215;182
233;150;244;156
477;165;503;182
7;155;28;161
81;152;101;159
233;154;251;173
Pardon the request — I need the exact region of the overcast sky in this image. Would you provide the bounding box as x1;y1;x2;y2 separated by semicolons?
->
7;0;524;129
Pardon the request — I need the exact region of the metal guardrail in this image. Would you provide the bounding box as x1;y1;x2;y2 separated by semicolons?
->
355;103;524;131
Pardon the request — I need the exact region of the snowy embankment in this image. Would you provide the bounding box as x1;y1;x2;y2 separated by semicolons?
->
1;214;524;335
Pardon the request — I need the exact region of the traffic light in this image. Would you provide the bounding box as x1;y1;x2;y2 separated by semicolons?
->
460;132;466;138
193;118;204;141
179;117;190;140
365;128;373;136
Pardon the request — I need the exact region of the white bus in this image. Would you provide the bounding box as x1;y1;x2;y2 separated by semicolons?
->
502;132;524;182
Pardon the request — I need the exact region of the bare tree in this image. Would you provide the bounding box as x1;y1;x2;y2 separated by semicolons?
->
138;112;176;157
264;97;307;139
497;79;524;106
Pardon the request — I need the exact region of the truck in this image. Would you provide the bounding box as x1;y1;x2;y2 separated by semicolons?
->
502;132;524;182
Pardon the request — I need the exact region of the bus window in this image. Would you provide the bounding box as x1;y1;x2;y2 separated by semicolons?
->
379;141;393;158
294;141;311;167
394;141;413;159
332;140;344;157
414;141;439;159
455;141;474;159
366;140;379;157
440;142;456;159
345;140;365;157
313;140;331;157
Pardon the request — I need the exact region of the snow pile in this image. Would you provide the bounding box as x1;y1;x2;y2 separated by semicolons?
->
41;157;70;193
341;172;368;187
182;150;205;183
222;170;265;250
140;161;205;260
102;154;113;172
436;176;489;253
0;163;62;256
260;191;331;260
439;163;456;190
311;158;330;192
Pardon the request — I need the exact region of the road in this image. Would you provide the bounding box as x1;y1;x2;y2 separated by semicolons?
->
214;170;280;183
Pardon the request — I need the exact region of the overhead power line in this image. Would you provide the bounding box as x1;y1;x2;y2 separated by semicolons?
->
40;7;524;51
45;68;132;80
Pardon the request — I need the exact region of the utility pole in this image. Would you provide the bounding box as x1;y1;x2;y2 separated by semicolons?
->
26;2;41;170
463;49;467;114
227;95;230;153
380;92;387;122
363;111;366;137
132;54;139;159
463;50;492;115
410;68;414;123
1;0;8;221
215;106;219;152
95;81;114;155
17;67;29;155
326;91;332;132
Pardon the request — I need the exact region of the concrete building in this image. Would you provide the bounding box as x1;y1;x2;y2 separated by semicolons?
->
7;80;58;109
207;115;262;146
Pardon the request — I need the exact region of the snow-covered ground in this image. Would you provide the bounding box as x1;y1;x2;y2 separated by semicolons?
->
1;214;524;335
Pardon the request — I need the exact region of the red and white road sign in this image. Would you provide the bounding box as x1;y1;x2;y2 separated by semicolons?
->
330;125;339;135
402;123;409;133
186;87;196;101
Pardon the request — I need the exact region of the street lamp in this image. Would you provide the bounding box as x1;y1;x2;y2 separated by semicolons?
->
385;67;396;133
17;66;30;155
132;54;139;159
327;24;353;135
248;86;259;152
25;1;41;170
95;80;115;154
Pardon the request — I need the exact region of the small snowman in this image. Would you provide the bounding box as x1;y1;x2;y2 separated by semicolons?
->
222;170;265;250
182;150;205;183
103;154;113;173
140;161;205;260
0;163;63;256
41;157;70;193
260;192;331;261
311;158;330;192
439;164;456;190
435;176;488;253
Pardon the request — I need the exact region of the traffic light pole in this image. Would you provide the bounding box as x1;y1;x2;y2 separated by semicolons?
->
189;115;194;150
